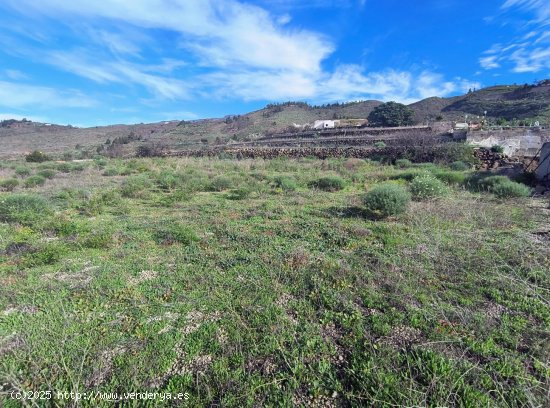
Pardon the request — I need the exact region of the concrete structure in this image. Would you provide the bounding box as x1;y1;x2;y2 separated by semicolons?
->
536;142;550;183
313;120;340;130
454;122;469;130
466;128;550;157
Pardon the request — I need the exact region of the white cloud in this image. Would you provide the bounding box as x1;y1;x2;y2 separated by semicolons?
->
0;81;95;109
480;1;550;73
501;0;550;22
1;0;477;110
6;0;333;73
3;69;28;80
479;55;501;69
46;50;191;99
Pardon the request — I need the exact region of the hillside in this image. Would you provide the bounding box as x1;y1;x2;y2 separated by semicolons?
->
411;81;550;123
0;81;549;158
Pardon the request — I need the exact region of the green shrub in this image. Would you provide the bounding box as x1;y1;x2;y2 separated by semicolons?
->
273;175;298;191
23;175;46;188
389;169;427;181
0;194;51;224
374;141;387;148
157;190;193;207
154;223;198;245
25;242;67;266
395;159;412;168
0;178;19;191
15;166;31;177
309;176;345;192
94;158;108;168
37;169;57;179
120;175;153;198
156;170;180;190
71;163;85;172
102;167;119;176
208;176;232;192
410;174;449;200
25;150;50;163
56;163;72;173
226;188;250;200
435;143;478;165
476;176;510;191
470;175;531;198
432;170;468;185
491;181;531;198
81;229;113;249
450;161;470;171
491;145;504;153
363;183;411;218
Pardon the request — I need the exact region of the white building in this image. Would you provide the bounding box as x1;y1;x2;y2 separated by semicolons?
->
313;120;340;130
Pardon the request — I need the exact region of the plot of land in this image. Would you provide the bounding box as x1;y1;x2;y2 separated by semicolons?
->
0;156;549;407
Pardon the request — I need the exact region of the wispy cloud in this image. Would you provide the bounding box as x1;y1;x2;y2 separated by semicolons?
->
480;1;550;73
3;69;28;80
1;0;477;110
0;81;96;109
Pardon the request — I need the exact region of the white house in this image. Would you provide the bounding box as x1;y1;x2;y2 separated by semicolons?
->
313;120;340;130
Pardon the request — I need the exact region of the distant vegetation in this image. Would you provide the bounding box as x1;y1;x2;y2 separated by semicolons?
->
368;102;415;127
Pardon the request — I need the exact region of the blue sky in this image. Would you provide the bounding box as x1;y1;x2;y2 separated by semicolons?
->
0;0;548;127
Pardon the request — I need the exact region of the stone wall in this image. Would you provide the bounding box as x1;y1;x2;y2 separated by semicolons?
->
466;128;550;157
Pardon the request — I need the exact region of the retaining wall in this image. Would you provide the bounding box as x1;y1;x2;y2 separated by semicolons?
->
466;128;550;157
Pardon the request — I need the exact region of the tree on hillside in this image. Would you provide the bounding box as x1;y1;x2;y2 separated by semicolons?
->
368;101;415;127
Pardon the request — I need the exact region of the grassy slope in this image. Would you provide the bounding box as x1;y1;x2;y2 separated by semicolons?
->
0;157;549;407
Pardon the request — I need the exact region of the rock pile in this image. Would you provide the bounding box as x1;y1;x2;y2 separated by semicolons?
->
474;148;510;170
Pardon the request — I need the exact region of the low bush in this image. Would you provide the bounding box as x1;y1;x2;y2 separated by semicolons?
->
475;175;510;191
102;167;119;176
491;145;504;153
469;175;531;198
23;175;46;188
491;181;531;198
389;169;427;181
37;169;57;179
25;150;50;163
24;242;67;266
0;178;19;191
80;229;113;249
0;194;51;224
395;159;412;168
374;141;386;148
15;166;31;177
273;175;298;191
432;170;468;185
156;170;180;191
433;143;478;165
56;163;72;173
207;176;232;192
226;188;250;200
154;223;199;245
450;161;470;171
120;175;153;198
309;176;345;192
363;183;411;218
410;174;449;200
71;163;85;172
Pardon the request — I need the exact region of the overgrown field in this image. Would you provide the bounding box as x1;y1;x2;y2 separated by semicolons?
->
0;156;549;407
